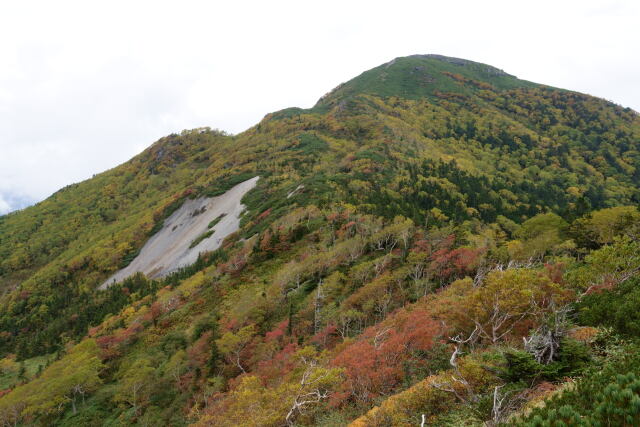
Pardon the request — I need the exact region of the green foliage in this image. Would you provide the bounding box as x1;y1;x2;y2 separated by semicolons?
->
192;315;219;342
207;213;226;229
316;54;535;107
113;358;156;415
1;54;640;426
500;340;590;384
159;331;188;354
189;229;215;249
0;353;54;390
578;276;640;337
1;272;158;359
0;339;103;423
203;172;257;197
292;132;329;155
521;373;640;426
569;206;640;249
501;350;561;383
517;213;567;242
569;235;640;291
517;343;640;425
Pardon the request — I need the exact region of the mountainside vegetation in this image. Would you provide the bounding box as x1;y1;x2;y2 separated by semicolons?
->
1;54;639;426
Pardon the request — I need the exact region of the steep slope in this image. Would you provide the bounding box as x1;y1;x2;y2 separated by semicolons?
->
100;176;259;288
0;55;639;426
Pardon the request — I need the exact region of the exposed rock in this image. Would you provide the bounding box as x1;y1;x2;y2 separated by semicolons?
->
100;176;259;288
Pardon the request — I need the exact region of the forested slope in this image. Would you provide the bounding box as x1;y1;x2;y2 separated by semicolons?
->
0;54;639;426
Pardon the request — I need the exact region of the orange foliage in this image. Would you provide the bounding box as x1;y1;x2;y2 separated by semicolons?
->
332;307;443;404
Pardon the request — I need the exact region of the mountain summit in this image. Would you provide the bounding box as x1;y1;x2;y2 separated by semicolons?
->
315;54;533;107
0;55;639;426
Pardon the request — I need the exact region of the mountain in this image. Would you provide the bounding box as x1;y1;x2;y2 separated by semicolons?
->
316;54;533;106
0;55;639;426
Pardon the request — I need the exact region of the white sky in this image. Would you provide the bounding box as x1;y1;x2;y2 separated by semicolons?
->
1;0;638;214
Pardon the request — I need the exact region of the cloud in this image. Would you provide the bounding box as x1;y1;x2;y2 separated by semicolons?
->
0;194;10;215
0;0;638;214
0;191;35;215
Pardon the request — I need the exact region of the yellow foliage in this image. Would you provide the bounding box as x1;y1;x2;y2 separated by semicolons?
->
350;354;497;427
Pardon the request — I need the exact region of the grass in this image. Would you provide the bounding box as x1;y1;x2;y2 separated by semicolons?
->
0;353;56;390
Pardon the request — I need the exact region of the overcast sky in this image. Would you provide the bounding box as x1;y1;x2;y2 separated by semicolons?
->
1;0;638;214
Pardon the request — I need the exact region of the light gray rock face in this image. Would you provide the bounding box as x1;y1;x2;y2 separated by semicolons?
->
100;176;259;289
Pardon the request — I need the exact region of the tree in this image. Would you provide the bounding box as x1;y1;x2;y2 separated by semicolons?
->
194;347;342;427
0;339;103;422
163;350;188;385
0;356;18;376
216;325;256;374
332;307;442;403
510;213;569;260
114;358;155;415
571;206;640;248
459;269;570;345
581;236;640;291
284;347;344;426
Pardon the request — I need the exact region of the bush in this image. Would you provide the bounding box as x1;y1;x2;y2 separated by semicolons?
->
577;277;640;337
521;373;640;426
500;339;590;384
160;331;188;354
517;344;640;425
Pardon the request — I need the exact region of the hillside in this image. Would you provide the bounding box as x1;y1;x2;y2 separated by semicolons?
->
1;54;640;426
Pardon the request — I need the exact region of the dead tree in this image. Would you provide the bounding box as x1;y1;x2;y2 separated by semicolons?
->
284;358;333;427
485;385;528;426
313;280;324;335
432;326;480;403
523;304;570;364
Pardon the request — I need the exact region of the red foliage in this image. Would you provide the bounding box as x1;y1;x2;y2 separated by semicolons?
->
178;371;196;392
336;221;358;239
257;208;272;221
411;238;431;253
430;246;483;282
264;320;288;343
584;281;616;295
326;211;349;226
188;331;213;370
310;324;339;349
96;334;125;360
95;322;144;360
259;229;273;252
332;308;443;404
221;318;239;331
150;301;164;324
254;342;299;384
544;262;566;284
